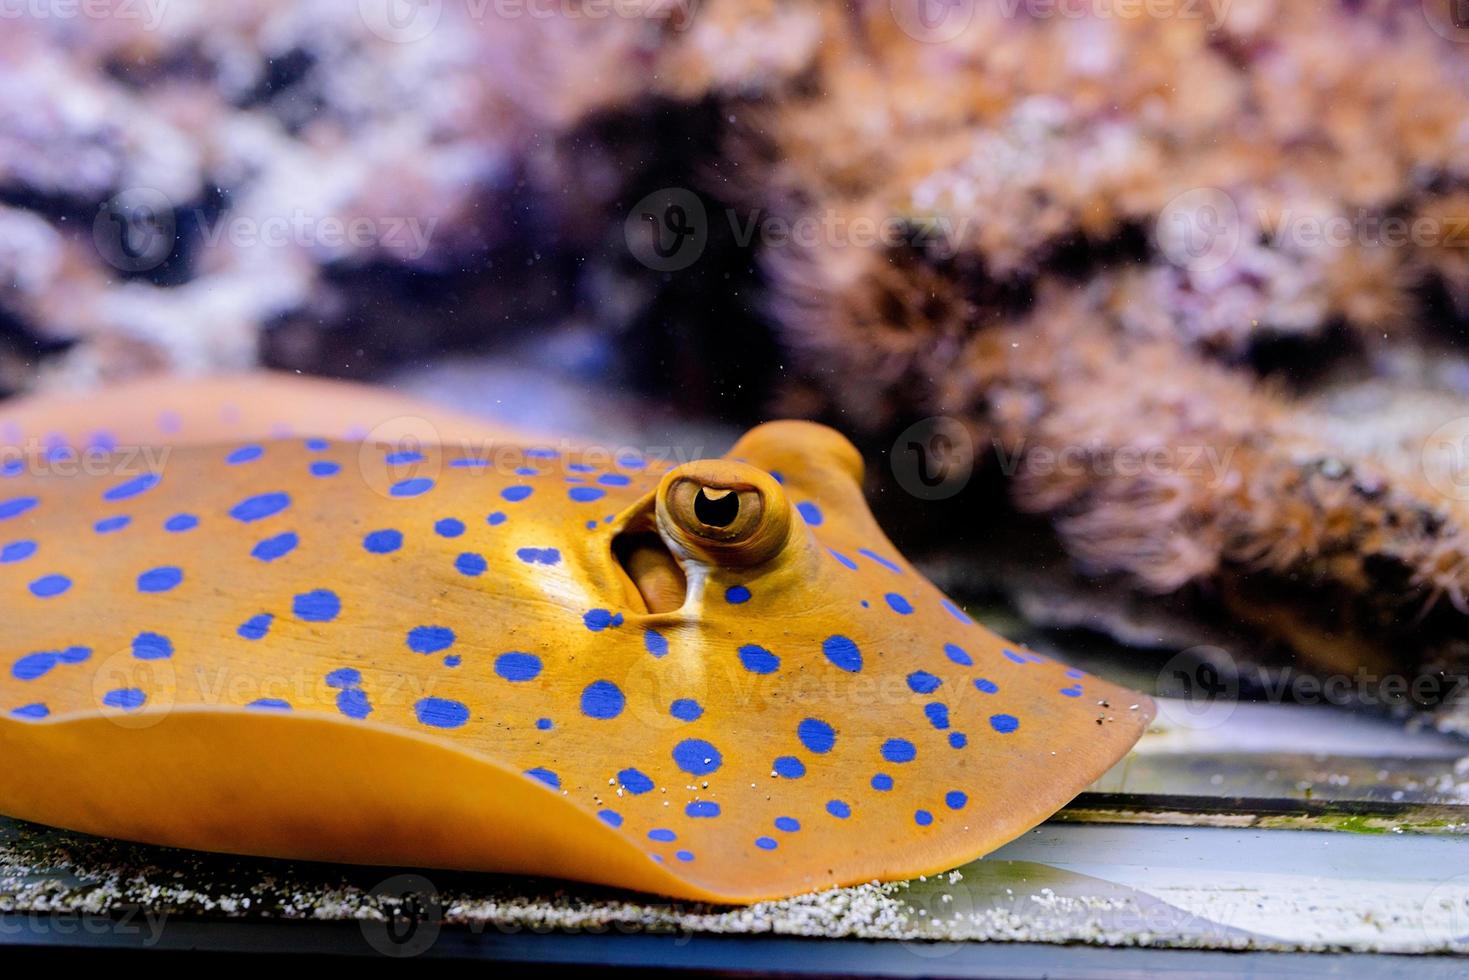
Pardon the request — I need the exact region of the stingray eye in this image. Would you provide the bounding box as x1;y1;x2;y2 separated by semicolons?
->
658;461;791;566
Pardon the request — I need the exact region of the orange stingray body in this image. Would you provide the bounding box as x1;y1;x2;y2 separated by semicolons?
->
0;373;1152;903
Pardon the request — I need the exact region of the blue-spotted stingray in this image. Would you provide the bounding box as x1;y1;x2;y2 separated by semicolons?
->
0;373;1154;903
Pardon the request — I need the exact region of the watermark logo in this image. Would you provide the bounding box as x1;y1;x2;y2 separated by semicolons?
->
625;187;708;272
890;0;976;43
1423;0;1469;42
361;874;443;957
93;187;176;274
1422;873;1469;950
1421;416;1469;503
1155;187;1240;273
1155;644;1239;730
359;0;443;42
90;642;178;730
890;417;975;501
356;416;445;499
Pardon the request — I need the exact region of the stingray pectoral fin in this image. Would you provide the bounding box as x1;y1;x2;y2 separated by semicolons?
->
0;709;720;902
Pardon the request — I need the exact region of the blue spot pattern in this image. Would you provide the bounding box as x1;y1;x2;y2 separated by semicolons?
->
416;697;470;730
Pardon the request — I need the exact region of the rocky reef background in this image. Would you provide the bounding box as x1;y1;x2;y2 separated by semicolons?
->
5;0;1469;730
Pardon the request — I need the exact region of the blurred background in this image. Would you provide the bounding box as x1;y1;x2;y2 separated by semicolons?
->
4;0;1469;733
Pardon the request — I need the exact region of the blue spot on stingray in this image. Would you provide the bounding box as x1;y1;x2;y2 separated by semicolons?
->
29;574;71;598
827;800;852;819
1061;684;1083;697
104;474;159;501
1;540;36;562
247;699;291;711
907;671;942;694
915;809;934;827
942;599;974;624
252;531;298;562
103;688;146;711
238;613;273;641
0;460;20;478
12;653;56;681
494;652;541;682
407;625;455;654
435;518;465;538
226;445;263;465
775;816;800;832
673;739;723;776
686;801;720;818
310;461;340;477
12;704;49;720
738;644;779;674
516;547;561;565
58;646;89;664
885;593;914;615
391;477;433;498
230;492;290;522
325;668;361;689
944;643;974;667
598;809;623;827
137;566;182;593
416;697;470;730
974;678;999;694
675;850;694;862
450;457;488;470
0;496;38;520
990;713;1020;734
797;501;824;526
772;756;806;778
336;688;371;719
455;552;487;576
363;529;402;554
583;608;622;631
597;473;631;487
858;548;902;573
755;836;778;851
618;768;654;794
94;515;130;534
164;514;198;532
536;717;552;730
444;655;461;668
131;632;172;660
648;828;676;842
644;629;669;658
385;451;424;464
670;698;703;721
580;680;625;720
798;718;836;754
924;703;951;730
305;438;329;451
881;738;917;763
501;485;533;502
514;466;539;477
725;585;751;604
822;635;862;673
946;791;968;810
1003;649;1028;665
486;511;507;525
829;548;859;570
567;462;595;473
293;589;340;622
949;732;969;749
569;486;605;503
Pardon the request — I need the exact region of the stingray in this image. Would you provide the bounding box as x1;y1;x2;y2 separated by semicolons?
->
0;374;1153;903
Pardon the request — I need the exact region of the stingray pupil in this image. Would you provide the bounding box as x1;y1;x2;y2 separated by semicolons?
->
694;488;740;528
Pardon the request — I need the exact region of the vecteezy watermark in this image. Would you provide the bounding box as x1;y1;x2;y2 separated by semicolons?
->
1155;645;1242;730
361;874;444;957
358;0;442;42
0;907;170;945
1421;416;1469;503
1155;187;1241;273
890;0;976;43
890;417;975;501
0;0;170;30
1423;0;1469;42
92;187;439;274
1422;873;1469;951
625;187;709;272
